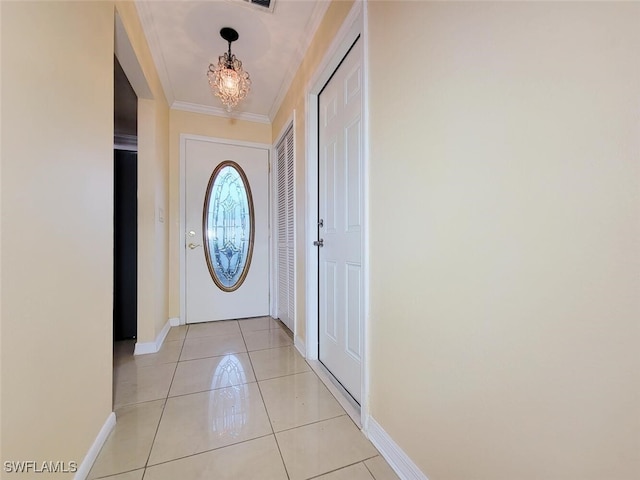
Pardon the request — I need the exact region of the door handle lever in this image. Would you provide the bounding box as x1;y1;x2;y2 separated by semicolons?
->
313;239;324;247
188;243;202;250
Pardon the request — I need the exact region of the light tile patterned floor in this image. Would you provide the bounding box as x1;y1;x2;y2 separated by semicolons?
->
90;317;399;480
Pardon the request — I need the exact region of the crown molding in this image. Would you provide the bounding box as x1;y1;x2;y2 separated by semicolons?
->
268;0;331;121
172;101;271;125
134;1;175;105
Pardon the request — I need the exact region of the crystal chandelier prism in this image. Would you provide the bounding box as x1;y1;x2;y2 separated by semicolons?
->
207;28;251;112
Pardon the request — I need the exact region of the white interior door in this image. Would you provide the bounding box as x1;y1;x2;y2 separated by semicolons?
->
185;138;269;323
318;38;363;403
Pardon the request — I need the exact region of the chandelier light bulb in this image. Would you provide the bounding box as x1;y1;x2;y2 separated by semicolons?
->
221;68;240;94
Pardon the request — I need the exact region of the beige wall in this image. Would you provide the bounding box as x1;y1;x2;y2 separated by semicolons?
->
168;110;271;320
368;2;640;479
1;0;4;461
116;2;170;343
1;1;115;475
272;0;355;342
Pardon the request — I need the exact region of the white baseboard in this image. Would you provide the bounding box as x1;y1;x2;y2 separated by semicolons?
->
169;317;180;327
134;319;171;355
366;416;428;480
74;412;116;480
294;335;306;357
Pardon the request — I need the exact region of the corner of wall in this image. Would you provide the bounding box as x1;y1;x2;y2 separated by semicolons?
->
366;416;428;480
74;412;116;480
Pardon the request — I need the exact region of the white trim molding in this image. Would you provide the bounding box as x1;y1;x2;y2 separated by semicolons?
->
304;0;367;421
294;335;306;358
169;317;180;327
361;0;372;430
172;101;271;125
74;412;116;480
366;417;429;480
134;319;171;355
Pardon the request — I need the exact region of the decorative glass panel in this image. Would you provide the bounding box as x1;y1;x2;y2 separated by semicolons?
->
203;161;254;292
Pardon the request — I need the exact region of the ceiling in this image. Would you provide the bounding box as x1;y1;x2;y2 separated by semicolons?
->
135;0;330;124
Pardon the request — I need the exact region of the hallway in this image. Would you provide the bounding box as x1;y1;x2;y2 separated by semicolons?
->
89;317;398;480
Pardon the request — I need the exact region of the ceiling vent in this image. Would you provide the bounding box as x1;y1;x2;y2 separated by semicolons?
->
238;0;275;13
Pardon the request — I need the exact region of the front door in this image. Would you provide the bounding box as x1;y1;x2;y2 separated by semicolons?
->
318;38;363;403
185;138;269;323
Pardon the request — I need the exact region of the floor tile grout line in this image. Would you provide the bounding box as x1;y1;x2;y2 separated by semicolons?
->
273;413;348;435
111;396;170;411
176;348;250;364
178;349;248;363
249;343;301;354
166;379;259;400
239;321;272;436
92;466;144;480
239;325;283;335
362;455;384;480
304;455;381;480
143;432;276;470
254;366;315;383
272;434;292;480
243;318;292;480
248;345;293;353
303;461;363;480
244;339;295;354
140;324;189;478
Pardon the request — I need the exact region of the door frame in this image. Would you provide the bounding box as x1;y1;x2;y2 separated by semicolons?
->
304;1;370;427
179;134;272;325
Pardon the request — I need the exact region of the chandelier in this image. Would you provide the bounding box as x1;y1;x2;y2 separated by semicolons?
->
207;27;251;112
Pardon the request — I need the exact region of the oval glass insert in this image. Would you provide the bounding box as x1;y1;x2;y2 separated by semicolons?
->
203;161;254;292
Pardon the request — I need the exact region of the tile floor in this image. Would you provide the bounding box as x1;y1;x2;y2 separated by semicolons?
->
90;317;399;480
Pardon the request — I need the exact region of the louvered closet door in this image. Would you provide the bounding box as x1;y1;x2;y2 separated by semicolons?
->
276;125;295;331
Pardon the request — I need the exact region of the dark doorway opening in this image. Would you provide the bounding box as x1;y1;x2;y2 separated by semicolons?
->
113;55;138;341
113;149;137;339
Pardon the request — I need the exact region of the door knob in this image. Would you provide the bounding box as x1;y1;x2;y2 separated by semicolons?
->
313;239;324;247
188;243;202;250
